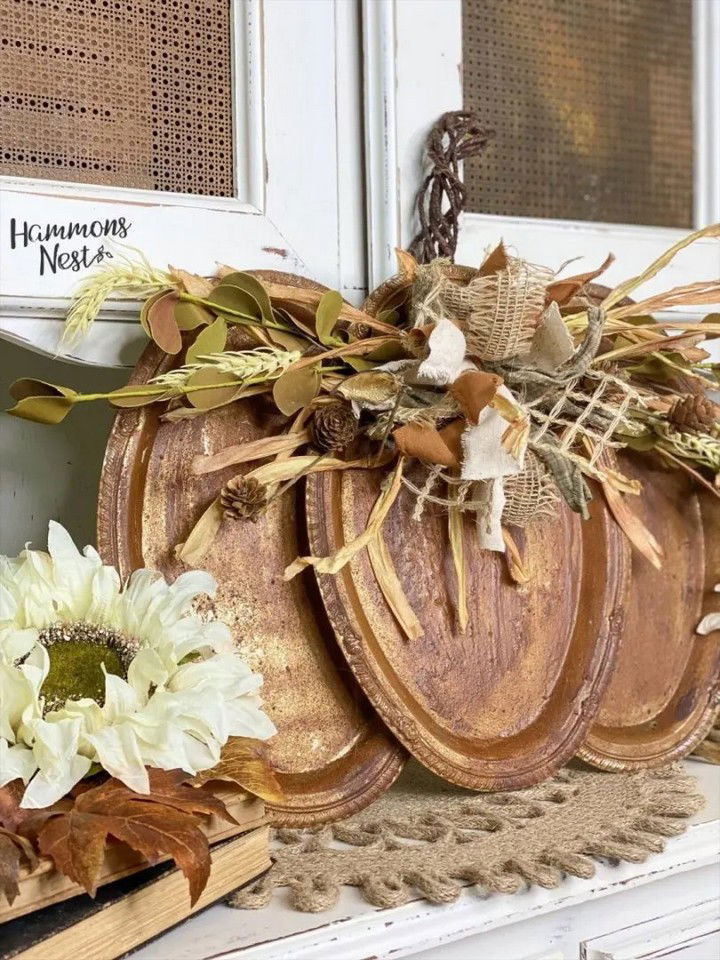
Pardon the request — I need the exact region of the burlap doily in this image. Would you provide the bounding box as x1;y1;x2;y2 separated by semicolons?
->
230;761;703;914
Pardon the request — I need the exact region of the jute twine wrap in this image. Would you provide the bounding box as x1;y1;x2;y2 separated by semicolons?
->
229;761;703;914
412;259;552;362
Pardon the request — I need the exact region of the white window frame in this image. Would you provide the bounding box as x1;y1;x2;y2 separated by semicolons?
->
0;0;366;366
363;0;720;320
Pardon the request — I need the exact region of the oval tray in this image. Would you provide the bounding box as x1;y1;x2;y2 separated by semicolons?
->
579;451;720;769
306;461;628;790
97;273;405;826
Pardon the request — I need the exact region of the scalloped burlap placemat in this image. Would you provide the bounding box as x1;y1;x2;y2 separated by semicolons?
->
230;761;703;913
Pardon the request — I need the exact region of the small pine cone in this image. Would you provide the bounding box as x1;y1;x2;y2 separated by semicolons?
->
221;476;267;521
669;394;720;435
311;400;359;452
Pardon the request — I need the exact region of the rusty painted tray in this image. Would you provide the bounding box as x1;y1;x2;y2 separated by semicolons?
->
580;452;720;770
97;275;405;827
306;462;628;791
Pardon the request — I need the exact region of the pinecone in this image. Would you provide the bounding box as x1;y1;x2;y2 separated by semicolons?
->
221;476;267;521
310;400;359;452
669;394;720;435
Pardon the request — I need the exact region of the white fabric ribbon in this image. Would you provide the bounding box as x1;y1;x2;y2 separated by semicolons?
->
416;318;468;386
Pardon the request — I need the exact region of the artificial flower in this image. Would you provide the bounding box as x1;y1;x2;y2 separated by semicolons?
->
0;522;275;808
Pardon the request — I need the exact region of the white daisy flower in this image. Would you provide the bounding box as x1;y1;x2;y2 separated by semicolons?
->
0;522;275;808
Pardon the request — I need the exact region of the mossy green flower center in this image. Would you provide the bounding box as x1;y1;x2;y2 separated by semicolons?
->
38;622;135;712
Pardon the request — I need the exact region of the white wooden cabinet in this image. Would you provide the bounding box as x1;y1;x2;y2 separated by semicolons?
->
131;760;720;960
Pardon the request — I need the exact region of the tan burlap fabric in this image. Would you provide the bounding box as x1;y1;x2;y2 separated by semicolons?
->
230;761;704;914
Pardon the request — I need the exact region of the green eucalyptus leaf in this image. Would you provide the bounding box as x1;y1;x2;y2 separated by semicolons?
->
108;385;170;408
315;290;344;346
175;300;213;331
186;367;243;410
218;272;274;323
185;316;228;365
272;364;321;416
207;284;263;321
7;390;77;424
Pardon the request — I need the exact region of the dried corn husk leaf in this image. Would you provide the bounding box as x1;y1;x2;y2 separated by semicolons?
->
448;495;468;633
368;529;423;641
191;430;310;475
186;368;243;410
248;451;391;486
168;267;215;298
185;316;228;365
395;248;418;281
283;457;404;580
272;364;321;416
315;290;344;346
602;224;720;310
502;528;530;584
601;481;664;569
177;497;224;565
261;282;400;336
147;292;182;354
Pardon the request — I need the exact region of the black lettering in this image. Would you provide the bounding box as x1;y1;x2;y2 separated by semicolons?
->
39;242;60;275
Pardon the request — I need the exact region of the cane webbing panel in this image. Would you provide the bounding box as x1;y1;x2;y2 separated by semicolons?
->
0;0;234;197
462;0;693;228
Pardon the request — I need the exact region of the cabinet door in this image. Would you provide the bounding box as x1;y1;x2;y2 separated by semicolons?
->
582;899;720;960
365;0;720;315
0;0;365;366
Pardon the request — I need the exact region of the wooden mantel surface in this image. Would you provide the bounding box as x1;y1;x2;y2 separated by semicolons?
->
134;760;720;960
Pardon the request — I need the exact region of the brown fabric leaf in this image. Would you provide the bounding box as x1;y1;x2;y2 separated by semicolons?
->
437;419;466;464
478;241;509;276
192;738;285;805
88;770;236;824
450;370;502;424
393;422;460;467
37;776;213;904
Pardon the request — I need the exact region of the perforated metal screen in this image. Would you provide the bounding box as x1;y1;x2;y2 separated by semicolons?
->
462;0;693;228
0;0;234;197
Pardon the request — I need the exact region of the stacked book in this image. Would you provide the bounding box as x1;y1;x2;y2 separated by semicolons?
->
1;789;269;960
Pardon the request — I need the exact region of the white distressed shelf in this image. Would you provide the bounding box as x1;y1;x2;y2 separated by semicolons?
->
133;759;720;960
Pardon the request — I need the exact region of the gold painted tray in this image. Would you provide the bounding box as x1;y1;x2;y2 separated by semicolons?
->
97;276;405;827
306;462;628;790
580;452;720;769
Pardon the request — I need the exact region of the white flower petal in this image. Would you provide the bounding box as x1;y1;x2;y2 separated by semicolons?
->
225;698;277;739
21;755;91;809
697;613;720;636
0;739;37;786
29;717;82;773
86;724;149;794
0;583;17;621
128;648;169;700
1;628;39;664
102;673;140;722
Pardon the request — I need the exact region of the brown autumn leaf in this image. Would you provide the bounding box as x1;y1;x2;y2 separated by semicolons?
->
191;737;285;805
37;774;219;904
91;769;236;824
478;240;509;276
0;827;37;906
0;781;26;835
168;266;215;299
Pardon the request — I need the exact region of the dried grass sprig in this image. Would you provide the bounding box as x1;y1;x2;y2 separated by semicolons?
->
149;348;301;390
63;247;171;344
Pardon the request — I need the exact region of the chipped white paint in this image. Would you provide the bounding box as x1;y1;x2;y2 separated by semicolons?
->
364;0;720;307
131;761;720;960
0;0;367;367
